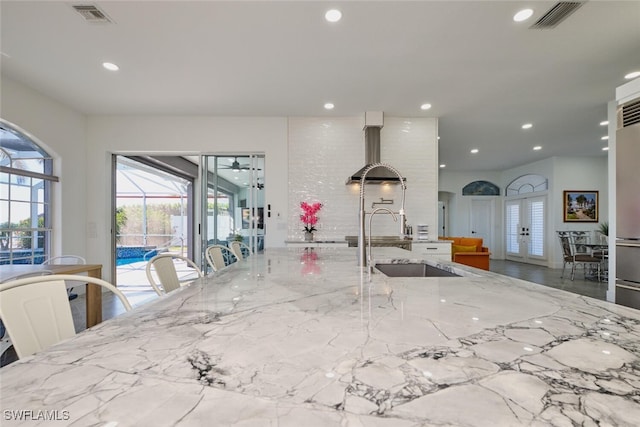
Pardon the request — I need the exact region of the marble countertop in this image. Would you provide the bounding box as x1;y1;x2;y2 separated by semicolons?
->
2;247;640;426
284;239;348;243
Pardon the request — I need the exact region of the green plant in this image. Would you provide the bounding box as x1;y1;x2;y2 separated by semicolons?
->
115;207;128;243
598;221;609;236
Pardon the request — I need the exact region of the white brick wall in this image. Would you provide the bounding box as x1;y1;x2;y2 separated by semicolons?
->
287;116;438;241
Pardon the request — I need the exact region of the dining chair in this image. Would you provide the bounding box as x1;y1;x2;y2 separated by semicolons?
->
145;253;203;296
557;232;601;280
229;241;253;261
0;270;54;361
205;245;238;272
42;254;87;300
0;274;132;359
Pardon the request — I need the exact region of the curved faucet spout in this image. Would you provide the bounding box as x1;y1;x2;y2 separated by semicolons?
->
367;208;398;280
358;163;407;268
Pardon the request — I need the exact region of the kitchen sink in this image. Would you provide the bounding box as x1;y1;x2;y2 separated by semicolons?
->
374;263;460;277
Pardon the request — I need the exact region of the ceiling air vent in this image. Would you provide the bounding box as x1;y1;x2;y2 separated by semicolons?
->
72;5;113;24
621;99;640;128
529;2;585;29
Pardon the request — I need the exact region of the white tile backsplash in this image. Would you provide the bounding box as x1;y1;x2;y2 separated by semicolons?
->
288;116;437;242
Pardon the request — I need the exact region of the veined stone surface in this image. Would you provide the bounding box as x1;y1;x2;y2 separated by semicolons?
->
1;247;639;426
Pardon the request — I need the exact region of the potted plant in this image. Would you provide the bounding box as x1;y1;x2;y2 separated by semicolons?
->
597;221;609;244
598;221;609;237
300;202;322;241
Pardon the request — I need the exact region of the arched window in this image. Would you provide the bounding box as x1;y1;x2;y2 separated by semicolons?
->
0;120;57;264
506;174;547;195
462;180;500;196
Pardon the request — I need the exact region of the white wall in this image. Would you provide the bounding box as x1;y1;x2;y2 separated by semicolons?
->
548;156;608;268
4;73;609;281
3;76;440;280
1;77;87;258
288;116;438;241
86;116;289;278
440;155;609;268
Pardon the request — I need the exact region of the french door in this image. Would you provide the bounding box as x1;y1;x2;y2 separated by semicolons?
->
505;195;546;264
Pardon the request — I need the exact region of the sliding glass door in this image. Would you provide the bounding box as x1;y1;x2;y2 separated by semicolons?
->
199;155;265;271
113;155;194;286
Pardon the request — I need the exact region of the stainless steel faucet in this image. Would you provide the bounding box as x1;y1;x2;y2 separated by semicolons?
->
367;207;398;280
358;162;407;268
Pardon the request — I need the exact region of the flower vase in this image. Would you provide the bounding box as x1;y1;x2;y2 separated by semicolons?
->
304;231;314;242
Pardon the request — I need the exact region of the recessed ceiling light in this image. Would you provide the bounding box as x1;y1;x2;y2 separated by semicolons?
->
102;62;119;71
513;9;534;22
470;148;479;154
439;164;446;168
522;123;533;130
602;147;609;151
324;102;334;110
601;135;609;140
420;103;432;110
325;9;342;23
624;71;640;80
600;120;609;126
533;146;542;151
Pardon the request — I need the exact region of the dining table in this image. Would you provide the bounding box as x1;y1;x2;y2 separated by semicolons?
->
0;263;104;327
1;247;639;426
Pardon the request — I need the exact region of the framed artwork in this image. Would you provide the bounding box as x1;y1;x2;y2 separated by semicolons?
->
563;191;598;222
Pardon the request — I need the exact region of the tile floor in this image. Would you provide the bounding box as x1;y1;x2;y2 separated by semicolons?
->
489;259;609;301
1;259;609;367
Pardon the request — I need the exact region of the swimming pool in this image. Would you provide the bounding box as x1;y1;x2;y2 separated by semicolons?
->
116;246;157;266
116;256;149;266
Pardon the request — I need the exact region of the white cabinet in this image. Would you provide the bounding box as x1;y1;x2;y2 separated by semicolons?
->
410;241;451;261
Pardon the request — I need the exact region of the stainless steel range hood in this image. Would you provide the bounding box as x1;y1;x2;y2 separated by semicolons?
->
346;112;406;185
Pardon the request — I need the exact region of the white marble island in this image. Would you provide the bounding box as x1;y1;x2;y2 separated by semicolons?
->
1;247;640;426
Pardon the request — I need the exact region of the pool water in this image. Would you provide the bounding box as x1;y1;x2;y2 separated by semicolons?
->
116;257;148;266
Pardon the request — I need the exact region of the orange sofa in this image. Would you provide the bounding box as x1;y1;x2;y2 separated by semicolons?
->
439;237;491;270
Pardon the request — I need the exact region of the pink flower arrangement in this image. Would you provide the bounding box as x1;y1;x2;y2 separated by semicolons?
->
300;202;322;233
301;249;321;275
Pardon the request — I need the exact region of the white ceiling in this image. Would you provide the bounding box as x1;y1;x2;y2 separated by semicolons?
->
1;1;639;172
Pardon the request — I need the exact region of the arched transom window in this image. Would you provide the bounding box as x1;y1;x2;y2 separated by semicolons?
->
506;174;548;196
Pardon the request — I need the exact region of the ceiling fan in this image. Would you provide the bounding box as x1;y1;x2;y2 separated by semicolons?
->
220;157;262;172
